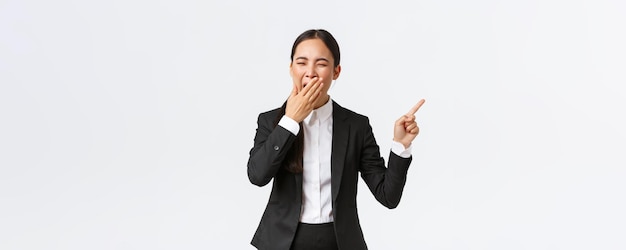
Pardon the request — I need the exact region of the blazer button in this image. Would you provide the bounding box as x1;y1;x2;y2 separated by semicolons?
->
273;146;279;151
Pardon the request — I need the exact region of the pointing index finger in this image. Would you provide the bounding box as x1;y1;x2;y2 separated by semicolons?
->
407;99;426;115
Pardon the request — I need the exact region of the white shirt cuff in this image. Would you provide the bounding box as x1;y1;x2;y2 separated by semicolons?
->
391;140;412;158
278;116;300;135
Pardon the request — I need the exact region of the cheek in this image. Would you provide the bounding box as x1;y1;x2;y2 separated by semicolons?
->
323;82;333;92
319;68;334;79
291;68;305;78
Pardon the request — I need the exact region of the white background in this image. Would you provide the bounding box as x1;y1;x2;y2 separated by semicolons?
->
1;0;625;249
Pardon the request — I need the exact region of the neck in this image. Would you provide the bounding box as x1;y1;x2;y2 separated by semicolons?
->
313;95;330;109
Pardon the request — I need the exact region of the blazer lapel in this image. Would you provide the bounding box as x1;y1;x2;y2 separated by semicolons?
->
331;102;349;203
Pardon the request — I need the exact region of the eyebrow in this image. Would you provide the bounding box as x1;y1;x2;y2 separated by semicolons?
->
295;57;330;63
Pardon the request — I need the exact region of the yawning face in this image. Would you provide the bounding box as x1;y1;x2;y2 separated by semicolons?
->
289;38;341;105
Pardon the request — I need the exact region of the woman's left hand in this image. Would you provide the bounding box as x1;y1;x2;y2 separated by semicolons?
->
393;99;425;148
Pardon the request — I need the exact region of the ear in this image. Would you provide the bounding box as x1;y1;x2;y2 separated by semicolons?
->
289;62;293;77
332;65;342;80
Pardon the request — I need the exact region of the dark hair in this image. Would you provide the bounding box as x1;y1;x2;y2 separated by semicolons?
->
290;29;341;67
275;29;341;174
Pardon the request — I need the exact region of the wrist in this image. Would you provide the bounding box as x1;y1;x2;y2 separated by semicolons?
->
393;138;409;149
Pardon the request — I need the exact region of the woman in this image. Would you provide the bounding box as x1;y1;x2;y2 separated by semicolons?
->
247;29;425;250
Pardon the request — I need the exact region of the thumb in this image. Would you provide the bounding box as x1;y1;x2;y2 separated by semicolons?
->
395;115;407;127
290;84;298;97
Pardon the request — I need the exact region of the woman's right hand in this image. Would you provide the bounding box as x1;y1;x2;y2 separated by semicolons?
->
285;77;324;123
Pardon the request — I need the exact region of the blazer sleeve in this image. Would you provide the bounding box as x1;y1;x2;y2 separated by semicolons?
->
358;117;412;209
247;111;297;187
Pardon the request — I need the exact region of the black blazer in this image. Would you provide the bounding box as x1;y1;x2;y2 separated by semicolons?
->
247;101;412;250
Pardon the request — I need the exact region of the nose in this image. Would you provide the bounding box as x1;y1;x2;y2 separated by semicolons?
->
305;64;318;79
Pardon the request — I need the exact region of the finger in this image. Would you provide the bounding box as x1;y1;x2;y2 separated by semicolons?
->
405;123;417;132
396;116;412;129
301;77;321;96
304;78;323;100
405;122;417;131
309;84;324;102
407;99;426;115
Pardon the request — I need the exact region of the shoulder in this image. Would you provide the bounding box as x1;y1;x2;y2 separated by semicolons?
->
333;101;370;124
258;107;282;118
255;106;283;126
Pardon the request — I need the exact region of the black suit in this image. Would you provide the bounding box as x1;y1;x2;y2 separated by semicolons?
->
248;101;412;250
